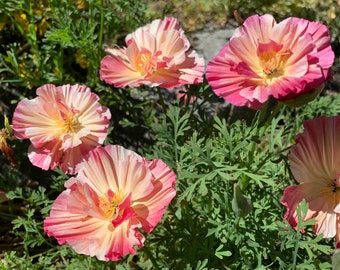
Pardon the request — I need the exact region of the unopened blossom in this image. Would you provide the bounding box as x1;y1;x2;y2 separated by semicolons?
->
0;115;17;167
12;84;111;174
206;14;334;109
0;128;17;168
100;17;204;90
44;145;176;261
282;116;340;243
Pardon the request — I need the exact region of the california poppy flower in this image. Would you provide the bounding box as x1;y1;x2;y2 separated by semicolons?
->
44;145;176;261
12;84;111;174
206;14;334;109
100;17;204;90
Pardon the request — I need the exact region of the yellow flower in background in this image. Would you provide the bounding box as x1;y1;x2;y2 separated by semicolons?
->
75;0;89;10
4;0;50;37
36;17;50;37
13;11;29;32
75;49;89;69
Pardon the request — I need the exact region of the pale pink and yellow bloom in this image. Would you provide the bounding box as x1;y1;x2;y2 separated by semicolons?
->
12;84;111;174
282;116;340;243
100;17;205;90
206;14;334;109
44;145;176;261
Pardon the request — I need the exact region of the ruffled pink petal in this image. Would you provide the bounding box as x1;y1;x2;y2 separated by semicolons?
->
314;211;337;238
133;158;177;232
233;14;276;42
12;98;61;145
60;144;93;175
335;204;340;213
100;54;146;88
28;140;62;171
282;185;318;230
337;216;340;243
76;145;154;199
282;183;339;238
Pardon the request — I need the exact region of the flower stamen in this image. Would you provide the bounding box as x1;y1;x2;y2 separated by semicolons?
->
54;101;82;134
99;190;135;228
134;48;162;75
99;189;124;220
62;112;81;134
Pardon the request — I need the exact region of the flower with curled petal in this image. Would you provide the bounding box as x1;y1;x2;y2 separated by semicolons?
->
12;84;111;174
100;17;204;90
44;144;176;261
206;14;334;109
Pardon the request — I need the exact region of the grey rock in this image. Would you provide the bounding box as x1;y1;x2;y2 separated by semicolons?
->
190;20;238;65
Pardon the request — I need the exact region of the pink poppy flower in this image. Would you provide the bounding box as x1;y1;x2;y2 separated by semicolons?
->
12;84;111;174
282;116;340;242
206;14;334;109
44;145;176;261
100;17;204;90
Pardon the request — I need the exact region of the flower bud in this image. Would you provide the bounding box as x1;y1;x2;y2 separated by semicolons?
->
232;183;253;218
233;10;244;26
332;243;340;270
4;115;13;136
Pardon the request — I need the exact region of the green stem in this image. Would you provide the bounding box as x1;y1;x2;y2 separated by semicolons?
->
291;233;300;270
184;89;192;112
87;257;92;270
265;102;284;126
143;244;160;269
246;101;285;185
157;87;167;113
255;145;292;173
57;47;64;82
258;100;269;125
247;104;268;166
98;0;105;52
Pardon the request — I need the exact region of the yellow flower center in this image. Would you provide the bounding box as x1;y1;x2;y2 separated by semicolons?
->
99;190;125;220
61;112;82;134
256;41;292;85
260;52;281;76
54;101;82;134
259;51;290;81
135;48;162;75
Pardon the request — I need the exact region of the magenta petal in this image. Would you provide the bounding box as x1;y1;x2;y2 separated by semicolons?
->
257;40;283;56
